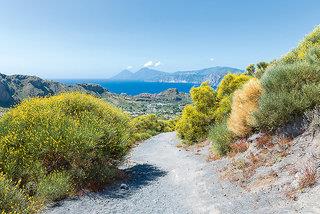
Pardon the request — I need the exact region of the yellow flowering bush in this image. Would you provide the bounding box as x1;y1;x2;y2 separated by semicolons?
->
176;82;216;144
130;114;175;142
0;92;131;211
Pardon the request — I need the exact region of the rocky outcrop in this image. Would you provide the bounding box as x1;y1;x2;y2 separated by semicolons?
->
76;83;108;95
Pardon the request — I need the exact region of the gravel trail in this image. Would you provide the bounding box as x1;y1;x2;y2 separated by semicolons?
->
43;132;267;214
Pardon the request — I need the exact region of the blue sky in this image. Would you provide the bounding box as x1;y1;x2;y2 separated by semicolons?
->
0;0;319;79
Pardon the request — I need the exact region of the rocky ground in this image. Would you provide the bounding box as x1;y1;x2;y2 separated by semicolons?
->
43;130;320;214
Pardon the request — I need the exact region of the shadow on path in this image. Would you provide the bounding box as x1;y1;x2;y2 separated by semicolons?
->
98;163;167;199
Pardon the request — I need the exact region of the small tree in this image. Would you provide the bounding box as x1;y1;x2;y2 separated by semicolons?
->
245;64;255;76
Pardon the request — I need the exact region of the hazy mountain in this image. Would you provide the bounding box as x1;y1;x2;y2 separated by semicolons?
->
110;66;243;84
111;69;134;80
111;68;167;81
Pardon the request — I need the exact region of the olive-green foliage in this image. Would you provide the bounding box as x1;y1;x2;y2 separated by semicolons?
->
245;62;270;79
0;173;34;213
281;25;320;63
306;46;320;66
37;171;73;203
255;60;320;130
176;82;216;144
209;121;234;157
255;62;269;79
216;74;251;100
130;114;175;142
0;92;131;209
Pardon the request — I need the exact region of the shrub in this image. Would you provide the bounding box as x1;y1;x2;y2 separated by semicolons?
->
209;121;234;157
281;25;320;63
213;95;232;122
190;81;216;113
245;64;255;76
130;114;175;142
36;171;73;202
228;79;262;137
216;73;251;100
0;92;131;207
176;82;216;144
0;173;34;213
254;62;269;79
176;105;211;144
306;46;320;66
213;73;251;122
255;61;320;129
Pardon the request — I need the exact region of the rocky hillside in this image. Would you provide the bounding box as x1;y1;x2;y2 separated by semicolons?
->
110;66;243;85
0;73;109;107
0;73;190;118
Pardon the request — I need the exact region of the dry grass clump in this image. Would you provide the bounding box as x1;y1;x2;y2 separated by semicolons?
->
299;165;317;189
228;79;262;137
256;133;273;149
228;139;249;157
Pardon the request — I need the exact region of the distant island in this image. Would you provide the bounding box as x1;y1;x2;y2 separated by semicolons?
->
110;66;243;84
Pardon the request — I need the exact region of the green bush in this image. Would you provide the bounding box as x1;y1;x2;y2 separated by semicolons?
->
212;95;232;122
0;92;131;208
36;171;73;202
209;121;234;157
213;74;251;122
0;173;34;213
190;81;216;113
255;61;320;129
176;105;211;144
176;82;216;144
216;74;251;100
130;114;175;142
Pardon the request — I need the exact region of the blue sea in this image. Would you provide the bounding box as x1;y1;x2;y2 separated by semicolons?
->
56;79;200;95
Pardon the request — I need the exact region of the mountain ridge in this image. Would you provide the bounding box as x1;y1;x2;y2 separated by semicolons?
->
110;66;243;84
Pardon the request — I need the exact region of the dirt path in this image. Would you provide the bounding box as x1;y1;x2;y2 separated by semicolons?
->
44;132;296;214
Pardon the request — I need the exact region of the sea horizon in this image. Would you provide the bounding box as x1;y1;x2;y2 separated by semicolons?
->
55;79;200;95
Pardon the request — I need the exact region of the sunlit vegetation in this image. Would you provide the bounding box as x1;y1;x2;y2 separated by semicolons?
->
0;92;132;212
176;74;251;146
228;78;262;137
177;25;320;160
209;121;234;157
130;114;176;142
176;82;216;144
255;44;320;130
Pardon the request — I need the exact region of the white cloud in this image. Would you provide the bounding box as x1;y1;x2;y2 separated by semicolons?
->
143;61;154;67
154;61;161;67
126;65;133;69
143;60;161;68
210;58;214;61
